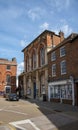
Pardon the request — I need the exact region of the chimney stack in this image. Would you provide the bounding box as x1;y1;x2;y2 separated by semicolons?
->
59;30;64;42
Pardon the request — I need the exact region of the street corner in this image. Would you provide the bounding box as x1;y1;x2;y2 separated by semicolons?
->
0;123;16;130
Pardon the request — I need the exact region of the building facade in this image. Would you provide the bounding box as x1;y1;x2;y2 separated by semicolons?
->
48;33;78;106
0;58;17;96
18;72;24;98
22;30;64;100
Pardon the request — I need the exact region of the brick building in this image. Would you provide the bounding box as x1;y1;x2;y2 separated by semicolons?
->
22;30;64;100
48;33;78;106
0;58;17;96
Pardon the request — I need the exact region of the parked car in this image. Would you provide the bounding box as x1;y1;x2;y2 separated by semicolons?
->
6;93;19;101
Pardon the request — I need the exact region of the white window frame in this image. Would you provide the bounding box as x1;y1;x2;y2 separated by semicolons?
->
51;51;56;61
61;60;66;75
60;46;66;57
52;64;56;77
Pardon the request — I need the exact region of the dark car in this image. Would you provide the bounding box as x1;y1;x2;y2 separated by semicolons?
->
6;93;19;101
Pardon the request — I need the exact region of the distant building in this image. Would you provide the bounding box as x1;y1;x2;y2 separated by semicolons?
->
48;33;78;106
22;30;64;100
18;72;24;98
0;58;17;96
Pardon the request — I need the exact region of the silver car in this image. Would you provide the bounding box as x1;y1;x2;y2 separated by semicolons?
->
6;93;19;101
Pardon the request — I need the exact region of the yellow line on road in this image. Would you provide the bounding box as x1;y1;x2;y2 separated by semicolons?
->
7;124;17;130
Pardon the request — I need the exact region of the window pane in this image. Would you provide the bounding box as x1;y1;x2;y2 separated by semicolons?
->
60;46;66;57
6;65;10;70
33;53;36;69
51;51;56;61
52;64;56;76
61;60;66;74
40;48;45;66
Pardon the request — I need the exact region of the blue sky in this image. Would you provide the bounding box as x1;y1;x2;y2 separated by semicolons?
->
0;0;78;75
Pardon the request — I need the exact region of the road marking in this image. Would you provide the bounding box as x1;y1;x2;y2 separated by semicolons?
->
10;119;40;130
4;110;28;116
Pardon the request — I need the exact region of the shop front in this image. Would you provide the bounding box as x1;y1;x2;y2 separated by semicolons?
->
48;79;75;105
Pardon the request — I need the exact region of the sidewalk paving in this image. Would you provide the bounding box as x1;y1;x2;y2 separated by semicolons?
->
26;98;78;117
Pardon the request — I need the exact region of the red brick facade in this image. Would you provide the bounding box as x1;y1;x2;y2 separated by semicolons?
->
48;34;78;106
0;58;17;95
22;30;63;100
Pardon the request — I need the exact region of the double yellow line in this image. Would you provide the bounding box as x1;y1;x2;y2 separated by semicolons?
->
7;124;16;130
0;122;16;130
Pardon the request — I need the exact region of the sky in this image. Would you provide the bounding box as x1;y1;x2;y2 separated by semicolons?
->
0;0;78;76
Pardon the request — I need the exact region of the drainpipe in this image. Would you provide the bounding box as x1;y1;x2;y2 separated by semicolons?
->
70;76;75;106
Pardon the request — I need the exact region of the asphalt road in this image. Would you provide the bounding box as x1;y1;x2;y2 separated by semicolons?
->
0;98;78;130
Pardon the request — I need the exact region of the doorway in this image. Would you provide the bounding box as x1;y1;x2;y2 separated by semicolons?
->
33;82;36;99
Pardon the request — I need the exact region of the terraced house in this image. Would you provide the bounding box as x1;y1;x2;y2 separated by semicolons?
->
22;30;64;100
48;33;78;106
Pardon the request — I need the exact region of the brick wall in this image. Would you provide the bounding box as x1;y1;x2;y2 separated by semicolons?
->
48;36;78;81
0;58;17;94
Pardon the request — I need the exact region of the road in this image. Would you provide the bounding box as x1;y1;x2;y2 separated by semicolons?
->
0;97;78;130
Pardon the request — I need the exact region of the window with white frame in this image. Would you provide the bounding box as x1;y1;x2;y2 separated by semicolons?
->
61;60;66;75
52;64;56;77
60;46;66;57
51;51;56;61
40;47;45;66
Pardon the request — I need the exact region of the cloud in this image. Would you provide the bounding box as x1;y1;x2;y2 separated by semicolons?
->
44;0;70;11
20;40;26;47
55;0;70;11
28;7;45;21
40;22;49;30
61;24;72;36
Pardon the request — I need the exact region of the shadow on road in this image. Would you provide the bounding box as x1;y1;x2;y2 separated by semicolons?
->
25;98;78;130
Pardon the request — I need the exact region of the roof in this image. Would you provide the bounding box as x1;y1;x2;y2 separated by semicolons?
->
22;30;56;52
48;33;78;54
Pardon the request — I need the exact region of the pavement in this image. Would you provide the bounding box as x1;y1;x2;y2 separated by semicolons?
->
0;98;78;130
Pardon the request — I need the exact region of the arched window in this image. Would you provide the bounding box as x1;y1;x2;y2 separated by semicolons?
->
40;47;45;66
27;56;29;72
6;74;11;85
33;52;36;69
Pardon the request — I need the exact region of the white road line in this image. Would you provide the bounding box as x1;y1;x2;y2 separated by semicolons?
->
4;110;28;116
10;119;40;130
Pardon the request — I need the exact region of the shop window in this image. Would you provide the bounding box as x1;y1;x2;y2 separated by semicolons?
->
61;85;72;100
50;86;60;98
